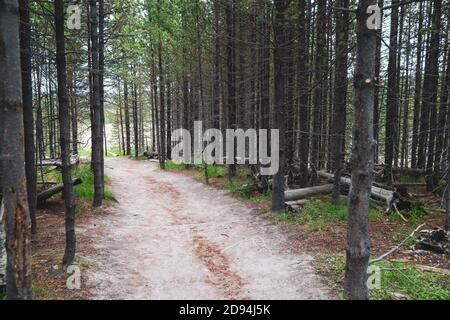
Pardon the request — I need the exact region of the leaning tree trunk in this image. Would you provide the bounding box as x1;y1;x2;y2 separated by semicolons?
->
344;0;377;300
271;0;287;213
19;0;37;235
55;0;77;265
0;0;33;299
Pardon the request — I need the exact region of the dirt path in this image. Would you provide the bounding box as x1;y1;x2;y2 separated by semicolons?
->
81;157;329;300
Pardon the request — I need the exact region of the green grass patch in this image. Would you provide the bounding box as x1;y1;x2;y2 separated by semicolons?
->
71;164;115;202
370;261;450;300
314;253;346;275
400;175;425;184
273;197;382;231
165;160;188;170
106;147;124;157
78;149;92;157
408;202;428;224
223;180;271;202
48;163;115;203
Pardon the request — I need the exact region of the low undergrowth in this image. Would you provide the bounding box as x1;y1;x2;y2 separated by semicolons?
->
274;197;382;231
42;163;115;203
314;253;450;300
165;161;271;203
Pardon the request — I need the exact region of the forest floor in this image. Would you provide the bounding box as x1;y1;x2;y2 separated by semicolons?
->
31;157;330;300
30;157;450;300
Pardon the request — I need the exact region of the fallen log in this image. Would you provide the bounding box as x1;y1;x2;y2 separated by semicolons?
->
285;199;309;211
143;151;159;159
318;171;396;210
39;154;80;168
37;178;82;204
285;184;334;202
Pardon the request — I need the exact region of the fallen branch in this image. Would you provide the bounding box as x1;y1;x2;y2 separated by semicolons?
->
369;224;425;265
414;265;450;276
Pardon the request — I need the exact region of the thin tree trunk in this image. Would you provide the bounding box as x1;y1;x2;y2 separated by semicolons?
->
344;0;377;300
272;0;287;213
311;0;327;185
422;0;442;191
99;0;105;182
434;36;450;186
411;2;424;169
166;80;172;160
90;0;104;207
19;0;37;235
133;80;139;159
298;0;309;187
373;0;384;164
124;81;131;156
158;41;166;169
331;0;349;202
384;0;399;186
55;0;77;265
226;0;237;179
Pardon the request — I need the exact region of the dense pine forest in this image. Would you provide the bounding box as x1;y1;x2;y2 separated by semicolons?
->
0;0;449;301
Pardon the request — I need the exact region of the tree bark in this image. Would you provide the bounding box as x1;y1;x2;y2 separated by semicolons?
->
0;0;33;299
411;2;424;169
158;41;166;169
55;0;77;265
331;0;349;202
344;0;377;300
225;0;237;178
384;0;399;185
297;0;310;187
90;0;104;207
311;0;327;185
271;0;287;213
423;0;442;191
124;81;131;156
19;0;37;235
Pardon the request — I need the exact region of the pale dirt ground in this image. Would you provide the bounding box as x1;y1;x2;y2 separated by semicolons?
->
80;157;330;300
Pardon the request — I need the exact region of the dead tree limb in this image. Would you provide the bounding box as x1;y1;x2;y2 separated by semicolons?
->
369;224;425;265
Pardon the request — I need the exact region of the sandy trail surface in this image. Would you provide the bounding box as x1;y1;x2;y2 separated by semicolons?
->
82;157;329;300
